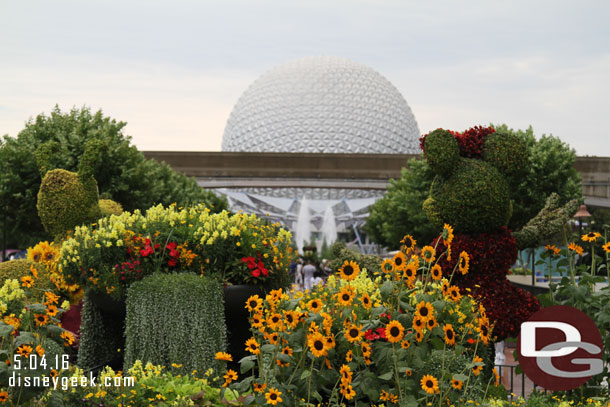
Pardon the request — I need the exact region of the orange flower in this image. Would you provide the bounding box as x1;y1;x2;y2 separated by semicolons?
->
568;242;584;256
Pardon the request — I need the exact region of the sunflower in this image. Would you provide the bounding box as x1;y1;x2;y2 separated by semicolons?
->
215;352;233;362
44;291;60;305
381;258;394;274
27;246;43;263
442;224;454;245
443;324;456;345
392;252;407;271
344;323;363;343
265;331;280;345
29;264;39;279
337;285;355;306
307;332;329;357
401;339;410;349
281;346;293;357
415;330;424;342
265;388;283;406
340;383;356;400
267;312;283;330
412;315;425;332
245;295;263;312
0;391;7;402
479;319;492;345
283;310;299;329
61;331;75;346
253;382;267;393
385;320;405;343
46;304;58;317
441;280;449;296
582;232;602;243
603;242;610;254
361;342;372;357
245;337;261;355
544;244;561;256
403;263;417;280
36;345;45;357
401;234;417;252
421;374;439;394
250;312;264;329
447;286;462;302
458;251;470;275
50;369;59;378
451;378;463;390
338;260;360;281
34;313;49;326
360;292;372;309
223;369;238;387
307;298;323;313
426;316;438;330
21;276;34;288
472;355;484;376
421;246;436;263
568;242;584;256
340;364;353;382
345;350;353;362
430;264;443;281
415;301;434;322
493;367;500;386
16;344;33;358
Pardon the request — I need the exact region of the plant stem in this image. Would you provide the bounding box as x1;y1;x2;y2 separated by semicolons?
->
306;358;314;406
392;343;403;402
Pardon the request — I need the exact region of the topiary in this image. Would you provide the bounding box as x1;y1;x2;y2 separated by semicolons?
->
421;126;539;340
36;140;104;240
0;259;54;291
328;241;381;276
99;199;124;217
123;273;226;376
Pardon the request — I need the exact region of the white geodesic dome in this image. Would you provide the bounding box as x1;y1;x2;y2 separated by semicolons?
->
222;56;420;154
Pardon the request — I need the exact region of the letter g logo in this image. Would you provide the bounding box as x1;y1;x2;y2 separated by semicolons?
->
517;306;603;391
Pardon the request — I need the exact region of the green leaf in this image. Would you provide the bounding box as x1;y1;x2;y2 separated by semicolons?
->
239;358;255;374
378;372;394;381
453;373;468;381
261;344;276;353
380;281;394;300
300;370;311;380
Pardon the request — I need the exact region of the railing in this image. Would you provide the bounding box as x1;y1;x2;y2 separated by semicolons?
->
496;364;541;399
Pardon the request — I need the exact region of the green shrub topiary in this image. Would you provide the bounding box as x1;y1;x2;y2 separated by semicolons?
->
37;169;102;240
328;241;381;275
482;130;528;179
77;290;125;371
0;259;54;291
423;129;460;177
124;273;227;376
99;199;123;217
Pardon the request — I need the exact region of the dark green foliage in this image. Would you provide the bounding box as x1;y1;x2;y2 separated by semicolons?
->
423;129;460;177
98;199;124;217
328;241;381;275
0;106;227;248
124;273;227;376
426;159;510;234
365;159;439;249
482;131;528;179
37;169;102;239
513;193;581;250
77;291;124;371
494;124;582;232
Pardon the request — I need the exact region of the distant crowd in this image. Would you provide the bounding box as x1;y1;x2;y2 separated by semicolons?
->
289;259;332;291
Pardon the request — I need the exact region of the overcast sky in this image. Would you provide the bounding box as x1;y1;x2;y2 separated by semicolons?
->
1;0;609;156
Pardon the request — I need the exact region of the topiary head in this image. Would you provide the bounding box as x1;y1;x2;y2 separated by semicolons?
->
99;199;124;217
421;126;528;234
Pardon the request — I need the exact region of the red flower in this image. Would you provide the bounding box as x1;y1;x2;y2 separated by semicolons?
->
140;246;154;257
168;259;177;267
364;329;379;341
241;256;257;269
251;268;261;278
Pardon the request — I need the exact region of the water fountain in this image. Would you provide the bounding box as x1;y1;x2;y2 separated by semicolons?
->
295;198;311;254
321;205;337;248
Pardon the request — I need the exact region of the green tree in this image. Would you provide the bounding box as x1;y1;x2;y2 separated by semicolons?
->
365;158;438;248
365;125;582;249
0;106;227;249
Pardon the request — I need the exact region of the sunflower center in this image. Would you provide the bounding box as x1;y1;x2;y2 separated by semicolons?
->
426;380;433;388
270;394;277;400
249;300;257;308
390;326;400;337
420;307;428;317
482;325;488;335
314;340;324;351
447;330;454;339
342;294;350;301
272;316;279;323
343;266;354;276
286;314;293;323
349;328;359;338
395;258;403;266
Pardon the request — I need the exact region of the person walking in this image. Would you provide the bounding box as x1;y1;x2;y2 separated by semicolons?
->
302;260;316;291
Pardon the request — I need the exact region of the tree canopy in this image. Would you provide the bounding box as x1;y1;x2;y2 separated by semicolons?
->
0;106;227;248
365;125;582;249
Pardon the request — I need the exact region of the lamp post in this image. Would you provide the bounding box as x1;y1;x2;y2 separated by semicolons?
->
573;204;592;236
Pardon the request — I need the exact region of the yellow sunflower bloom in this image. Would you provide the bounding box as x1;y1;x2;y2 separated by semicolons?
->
472;355;484;375
244;295;263;312
338;260;360;281
415;301;434;322
443;324;456;346
307;332;329;357
344;323;363;343
337;285;355;306
245;337;261;355
451;378;463;390
421;245;436;263
430;264;443;281
265;388;283;405
400;234;417;253
582;232;602;243
421;374;439;394
385;320;405;343
393;251;407;272
215;352;232;362
381;258;394;274
568;242;584;256
458;251;470;275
